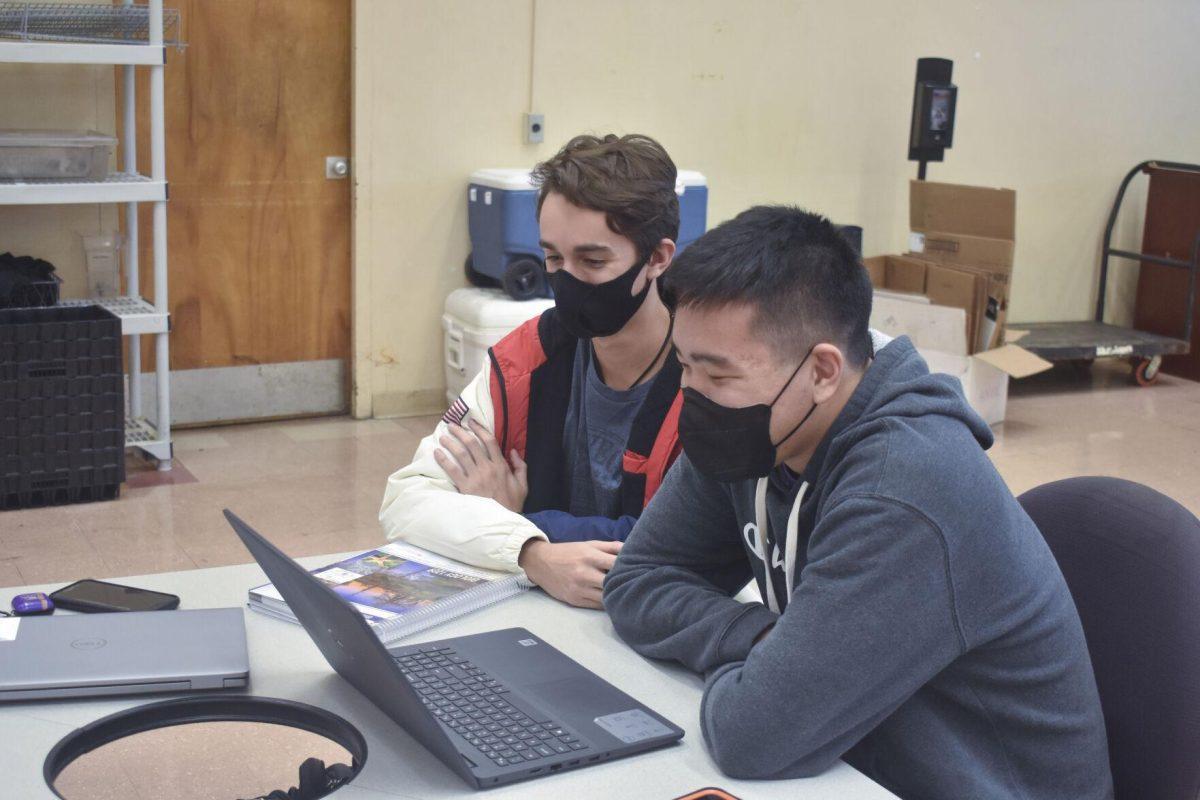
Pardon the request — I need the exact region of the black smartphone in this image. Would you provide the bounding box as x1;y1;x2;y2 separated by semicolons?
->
49;579;180;613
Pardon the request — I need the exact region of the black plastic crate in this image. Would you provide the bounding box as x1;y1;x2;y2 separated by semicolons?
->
12;427;123;456
0;304;121;353
0;466;122;510
7;434;122;471
1;304;124;510
16;412;123;439
0;373;122;403
1;334;124;365
0;253;62;309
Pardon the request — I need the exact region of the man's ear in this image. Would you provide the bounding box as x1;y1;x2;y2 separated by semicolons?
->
811;343;845;405
644;237;677;282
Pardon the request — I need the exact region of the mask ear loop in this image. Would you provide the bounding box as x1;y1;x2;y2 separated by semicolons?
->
771;401;819;449
768;346;815;406
768;345;818;449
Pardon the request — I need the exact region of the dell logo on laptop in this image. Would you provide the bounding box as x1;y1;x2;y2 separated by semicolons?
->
71;638;108;651
518;639;538;647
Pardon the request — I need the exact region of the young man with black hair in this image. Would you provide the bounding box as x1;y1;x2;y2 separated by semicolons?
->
602;207;1113;798
380;134;684;609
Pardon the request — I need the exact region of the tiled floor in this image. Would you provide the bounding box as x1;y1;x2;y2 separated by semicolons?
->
2;360;1199;589
0;415;438;587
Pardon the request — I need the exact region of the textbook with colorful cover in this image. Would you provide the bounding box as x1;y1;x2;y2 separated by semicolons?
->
248;541;530;644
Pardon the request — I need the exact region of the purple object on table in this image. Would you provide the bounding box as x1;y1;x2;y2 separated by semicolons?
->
11;592;54;616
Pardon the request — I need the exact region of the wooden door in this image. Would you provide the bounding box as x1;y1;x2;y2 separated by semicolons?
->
122;0;352;424
1134;167;1200;382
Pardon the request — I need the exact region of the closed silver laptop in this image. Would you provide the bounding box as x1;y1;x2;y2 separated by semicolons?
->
0;607;249;702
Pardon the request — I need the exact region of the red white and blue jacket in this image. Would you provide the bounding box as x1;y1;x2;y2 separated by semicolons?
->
380;307;682;573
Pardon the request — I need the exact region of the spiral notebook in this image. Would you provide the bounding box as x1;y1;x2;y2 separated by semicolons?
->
248;541;530;645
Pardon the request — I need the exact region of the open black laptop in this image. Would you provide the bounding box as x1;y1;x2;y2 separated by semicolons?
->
224;510;683;789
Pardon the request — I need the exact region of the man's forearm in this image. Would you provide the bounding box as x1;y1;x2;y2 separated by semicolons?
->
603;561;778;674
602;454;769;672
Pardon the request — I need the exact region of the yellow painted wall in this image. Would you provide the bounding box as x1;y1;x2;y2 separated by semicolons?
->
353;0;1200;418
6;2;1194;419
0;61;118;298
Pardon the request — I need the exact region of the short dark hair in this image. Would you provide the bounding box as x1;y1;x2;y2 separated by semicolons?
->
665;206;874;367
531;133;679;262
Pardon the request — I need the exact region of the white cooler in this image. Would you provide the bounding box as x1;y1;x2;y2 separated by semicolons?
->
442;288;554;404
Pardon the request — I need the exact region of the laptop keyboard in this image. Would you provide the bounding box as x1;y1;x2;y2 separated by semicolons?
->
394;644;589;768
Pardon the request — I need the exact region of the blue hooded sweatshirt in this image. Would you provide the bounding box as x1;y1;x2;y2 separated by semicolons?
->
603;335;1113;799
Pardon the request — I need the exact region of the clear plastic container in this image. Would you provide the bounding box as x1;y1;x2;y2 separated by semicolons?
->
0;130;116;181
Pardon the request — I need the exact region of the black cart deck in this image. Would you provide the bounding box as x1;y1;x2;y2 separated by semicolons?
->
1016;161;1198;385
1013;321;1189;362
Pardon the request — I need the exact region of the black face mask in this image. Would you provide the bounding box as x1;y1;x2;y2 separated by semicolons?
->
547;258;651;339
679;347;818;483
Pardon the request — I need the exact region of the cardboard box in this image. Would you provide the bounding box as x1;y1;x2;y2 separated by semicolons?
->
866;281;1052;425
920;346;1055;426
906;180;1017;353
919;349;1010;426
908;180;1015;274
871;291;967;354
861;179;1046;424
863;254;988;353
886;256;928;295
925;262;984;348
864;254;926;292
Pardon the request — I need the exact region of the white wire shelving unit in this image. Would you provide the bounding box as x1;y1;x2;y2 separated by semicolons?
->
0;0;183;469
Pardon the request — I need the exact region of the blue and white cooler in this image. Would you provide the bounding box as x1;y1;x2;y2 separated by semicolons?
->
466;168;708;300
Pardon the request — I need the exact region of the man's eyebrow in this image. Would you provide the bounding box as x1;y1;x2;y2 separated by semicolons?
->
538;240;616;255
573;243;615;255
677;348;735;369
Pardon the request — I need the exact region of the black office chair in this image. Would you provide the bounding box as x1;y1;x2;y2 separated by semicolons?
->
1019;477;1200;800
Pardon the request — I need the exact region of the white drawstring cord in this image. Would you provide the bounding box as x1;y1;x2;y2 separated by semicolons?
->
752;478;778;613
752;477;809;613
785;481;809;602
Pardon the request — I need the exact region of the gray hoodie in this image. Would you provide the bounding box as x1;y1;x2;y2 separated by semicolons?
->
603;335;1113;799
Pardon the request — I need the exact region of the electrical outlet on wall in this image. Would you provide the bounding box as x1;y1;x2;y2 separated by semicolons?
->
525;112;544;144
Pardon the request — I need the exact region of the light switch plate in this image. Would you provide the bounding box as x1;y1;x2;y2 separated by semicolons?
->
525;113;544;144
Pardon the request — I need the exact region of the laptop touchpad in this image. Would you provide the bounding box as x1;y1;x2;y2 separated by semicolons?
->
521;676;668;744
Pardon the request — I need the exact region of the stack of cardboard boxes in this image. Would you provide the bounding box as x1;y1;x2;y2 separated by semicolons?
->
865;181;1052;425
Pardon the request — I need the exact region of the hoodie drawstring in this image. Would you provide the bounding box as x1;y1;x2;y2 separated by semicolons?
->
752;476;809;613
752;479;776;612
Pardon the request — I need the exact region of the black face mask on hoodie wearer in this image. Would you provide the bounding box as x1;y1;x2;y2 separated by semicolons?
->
547;257;651;339
678;346;818;483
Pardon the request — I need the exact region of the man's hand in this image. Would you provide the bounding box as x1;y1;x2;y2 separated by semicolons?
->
434;419;528;513
518;539;623;609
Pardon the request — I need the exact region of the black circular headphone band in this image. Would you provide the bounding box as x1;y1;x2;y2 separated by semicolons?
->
44;695;367;798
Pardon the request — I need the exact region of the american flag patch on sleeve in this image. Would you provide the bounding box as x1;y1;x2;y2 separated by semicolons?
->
441;396;469;427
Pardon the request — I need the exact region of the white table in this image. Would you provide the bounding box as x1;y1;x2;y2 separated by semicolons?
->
0;557;898;799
